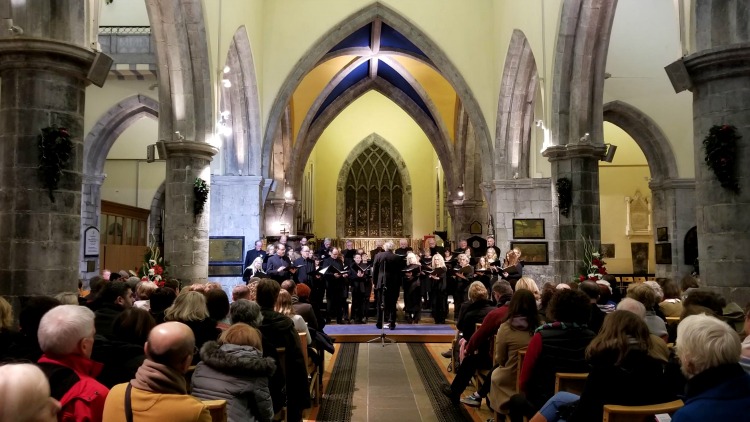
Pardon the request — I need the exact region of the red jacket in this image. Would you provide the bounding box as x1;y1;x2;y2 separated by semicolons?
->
466;304;509;358
38;354;109;422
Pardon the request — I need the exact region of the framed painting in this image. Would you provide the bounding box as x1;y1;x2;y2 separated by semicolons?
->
513;219;545;239
657;227;668;242
655;243;672;265
510;241;549;265
208;265;243;277
209;236;245;264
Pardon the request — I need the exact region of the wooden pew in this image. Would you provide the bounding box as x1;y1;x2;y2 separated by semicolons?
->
602;399;684;422
202;400;228;422
554;372;588;395
298;332;322;406
515;348;527;393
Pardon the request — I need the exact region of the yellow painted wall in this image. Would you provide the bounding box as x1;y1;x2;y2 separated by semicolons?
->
99;0;150;26
102;160;165;209
309;90;438;239
599;123;655;273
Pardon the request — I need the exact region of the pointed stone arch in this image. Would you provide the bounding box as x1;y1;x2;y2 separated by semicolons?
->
261;2;492;183
335;133;412;237
495;29;539;179
220;26;262;176
603;100;678;183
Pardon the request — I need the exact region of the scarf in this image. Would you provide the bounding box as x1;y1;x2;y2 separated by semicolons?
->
534;320;587;333
130;358;187;395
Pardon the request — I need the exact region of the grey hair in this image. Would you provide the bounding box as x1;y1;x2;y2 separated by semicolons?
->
677;313;741;377
54;292;79;305
644;281;664;302
230;299;264;327
38;305;95;355
616;297;647;319
0;363;53;422
383;241;394;251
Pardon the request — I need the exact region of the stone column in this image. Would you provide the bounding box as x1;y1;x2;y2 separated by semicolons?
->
161;141;218;285
80;174;106;283
649;179;695;281
446;199;487;244
543;143;606;282
661;3;750;302
0;2;98;297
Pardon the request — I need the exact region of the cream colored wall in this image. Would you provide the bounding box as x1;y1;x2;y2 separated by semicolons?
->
599;123;655;274
84;79;157;135
309;90;438;239
99;0;150;26
102;160;165;209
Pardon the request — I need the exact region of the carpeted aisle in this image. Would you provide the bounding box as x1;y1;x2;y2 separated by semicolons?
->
316;343;359;421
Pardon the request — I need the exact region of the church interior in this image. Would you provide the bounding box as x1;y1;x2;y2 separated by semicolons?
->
2;0;750;421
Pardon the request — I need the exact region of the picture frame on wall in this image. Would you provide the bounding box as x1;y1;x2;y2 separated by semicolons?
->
512;218;545;239
655;243;672;265
208;236;245;277
510;241;549;265
601;243;615;258
657;227;669;242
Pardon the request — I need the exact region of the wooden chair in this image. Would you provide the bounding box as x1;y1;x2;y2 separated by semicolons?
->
554;372;588;395
634;277;647;283
298;332;322;406
202;400;228;422
665;316;680;325
602;399;684;422
621;277;634;283
515;348;527;392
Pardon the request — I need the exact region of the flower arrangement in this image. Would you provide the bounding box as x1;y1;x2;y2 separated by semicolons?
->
140;243;165;286
556;177;572;217
38;126;73;202
577;236;607;282
193;177;210;216
703;124;740;193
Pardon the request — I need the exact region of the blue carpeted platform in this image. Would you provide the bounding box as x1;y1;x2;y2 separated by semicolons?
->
323;323;456;343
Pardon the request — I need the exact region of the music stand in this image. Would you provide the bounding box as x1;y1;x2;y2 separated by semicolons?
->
367;284;395;347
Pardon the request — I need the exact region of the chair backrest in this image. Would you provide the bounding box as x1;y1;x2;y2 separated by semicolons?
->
665;316;680;325
515;348;527;392
202;399;228;422
276;347;287;376
554;372;589;395
602;399;684;422
185;365;197;393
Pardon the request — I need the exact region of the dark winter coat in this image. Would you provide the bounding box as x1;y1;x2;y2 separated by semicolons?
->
192;342;276;422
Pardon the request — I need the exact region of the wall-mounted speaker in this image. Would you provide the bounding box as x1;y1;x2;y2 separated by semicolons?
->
603;144;618;163
87;52;113;88
146;144;155;163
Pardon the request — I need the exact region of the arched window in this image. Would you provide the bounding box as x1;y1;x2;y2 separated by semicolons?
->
344;144;404;237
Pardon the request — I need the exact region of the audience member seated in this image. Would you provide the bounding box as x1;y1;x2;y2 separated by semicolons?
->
595;281;616;313
292;282;319;331
91;308;156;388
164;291;221;364
102;322;211;421
232;285;251;302
54;292;80;305
447;281;513;406
508;289;595;422
84;276;106;309
742;303;750;374
615;298;670;361
680;274;700;298
229;299;286;416
579;281;606;333
515;277;541;305
133;281;158;311
488;290;540;418
0;297;18;358
0;363;61;422
256;278;311;422
681;289;725;320
275;290;312;345
672;313;750;422
149;287;177;324
247;279;260;301
530;311;675;422
93;281;134;339
627;283;668;342
2;296;60;362
191;323;276;422
36;305;109;422
205;288;231;331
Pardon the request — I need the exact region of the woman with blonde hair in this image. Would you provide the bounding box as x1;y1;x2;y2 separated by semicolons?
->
454;253;474;320
191;323;276;422
0;297;17;357
430;254;448;324
134;281;158;310
485;247;500;285
274;290;311;344
165;291;221;363
53;292;79;305
404;252;424;323
0;363;60;422
516;276;541;304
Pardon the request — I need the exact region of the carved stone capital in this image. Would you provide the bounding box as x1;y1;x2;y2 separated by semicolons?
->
684;43;750;85
649;178;696;192
83;174;106;186
159;140;218;161
0;37;97;82
542;143;607;161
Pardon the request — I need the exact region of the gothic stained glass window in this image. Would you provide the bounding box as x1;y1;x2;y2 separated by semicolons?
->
344;144;404;237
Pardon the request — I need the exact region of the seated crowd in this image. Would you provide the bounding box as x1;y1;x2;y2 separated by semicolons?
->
441;275;750;422
0;271;324;422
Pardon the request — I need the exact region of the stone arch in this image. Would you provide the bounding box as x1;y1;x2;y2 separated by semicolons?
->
495;29;539;179
83;94;159;176
288;77;457;198
335;133;413;237
261;2;493;183
149;181;166;246
145;0;212;144
603;100;678;182
551;0;618;146
221;26;262;176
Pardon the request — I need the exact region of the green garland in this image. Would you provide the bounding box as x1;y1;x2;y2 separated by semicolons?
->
556;177;572;217
193;177;210;216
38;126;73;202
703;125;740;193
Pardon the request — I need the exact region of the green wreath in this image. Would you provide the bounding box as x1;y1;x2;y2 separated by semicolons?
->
193;177;210;216
703;125;740;193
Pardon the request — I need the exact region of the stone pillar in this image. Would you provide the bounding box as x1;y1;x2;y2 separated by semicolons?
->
161;141;218;285
682;44;750;301
543;144;606;282
492;178;555;285
264;197;298;237
446;199;487;244
80;174;106;283
0;2;98;297
649;179;696;281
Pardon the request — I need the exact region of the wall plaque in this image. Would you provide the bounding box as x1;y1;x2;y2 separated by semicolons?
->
84;227;100;257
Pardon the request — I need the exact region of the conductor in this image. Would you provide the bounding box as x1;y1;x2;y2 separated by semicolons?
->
372;240;402;330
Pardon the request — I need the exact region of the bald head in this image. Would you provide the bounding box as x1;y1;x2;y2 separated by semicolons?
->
145;321;195;372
